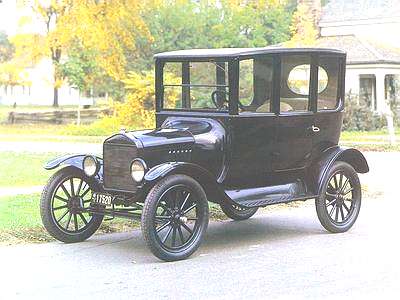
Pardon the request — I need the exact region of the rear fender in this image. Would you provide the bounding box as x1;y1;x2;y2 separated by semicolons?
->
143;162;226;203
308;146;369;195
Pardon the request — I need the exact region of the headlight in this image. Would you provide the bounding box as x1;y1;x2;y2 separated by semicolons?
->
130;159;146;182
83;156;99;177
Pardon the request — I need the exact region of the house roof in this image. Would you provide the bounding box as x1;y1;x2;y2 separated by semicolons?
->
314;35;400;65
154;47;344;60
320;0;400;23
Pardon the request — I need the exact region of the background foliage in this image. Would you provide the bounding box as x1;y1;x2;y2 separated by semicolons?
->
342;93;386;131
2;0;348;134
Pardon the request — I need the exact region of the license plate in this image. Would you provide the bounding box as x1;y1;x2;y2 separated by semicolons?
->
91;192;113;207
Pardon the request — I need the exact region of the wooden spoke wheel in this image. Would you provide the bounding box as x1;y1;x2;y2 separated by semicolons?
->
220;202;258;221
141;175;209;262
316;161;361;233
40;167;103;243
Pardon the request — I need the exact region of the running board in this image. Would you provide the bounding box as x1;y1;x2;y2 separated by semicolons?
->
225;181;317;208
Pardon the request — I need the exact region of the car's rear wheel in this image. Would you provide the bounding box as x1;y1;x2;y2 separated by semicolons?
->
220;202;258;220
141;174;209;262
40;166;103;243
315;161;361;233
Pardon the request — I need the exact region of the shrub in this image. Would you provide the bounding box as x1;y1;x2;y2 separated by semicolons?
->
342;93;386;131
119;71;180;129
62;116;121;136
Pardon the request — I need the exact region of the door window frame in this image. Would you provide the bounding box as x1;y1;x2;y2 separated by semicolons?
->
276;54;317;117
315;55;345;114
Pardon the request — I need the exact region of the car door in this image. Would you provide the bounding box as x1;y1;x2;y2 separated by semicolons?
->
272;55;316;171
228;114;277;181
224;56;277;185
273;113;314;171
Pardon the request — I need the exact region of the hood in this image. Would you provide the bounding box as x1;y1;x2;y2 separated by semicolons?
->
127;128;194;149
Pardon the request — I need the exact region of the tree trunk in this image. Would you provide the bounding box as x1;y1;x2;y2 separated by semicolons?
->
51;47;62;108
53;86;59;107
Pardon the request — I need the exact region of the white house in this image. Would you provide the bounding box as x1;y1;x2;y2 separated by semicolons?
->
0;0;93;106
314;0;400;113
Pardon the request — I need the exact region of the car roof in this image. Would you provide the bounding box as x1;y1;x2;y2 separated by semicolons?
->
154;47;346;60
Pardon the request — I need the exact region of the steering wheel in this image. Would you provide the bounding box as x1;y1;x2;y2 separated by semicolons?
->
211;90;229;110
237;100;246;111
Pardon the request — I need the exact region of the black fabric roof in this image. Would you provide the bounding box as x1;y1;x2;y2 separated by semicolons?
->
154;47;345;60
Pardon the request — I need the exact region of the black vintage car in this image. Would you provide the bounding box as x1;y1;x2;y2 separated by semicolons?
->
41;48;369;261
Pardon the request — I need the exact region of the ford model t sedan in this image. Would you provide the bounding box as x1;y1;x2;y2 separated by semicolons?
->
41;48;369;261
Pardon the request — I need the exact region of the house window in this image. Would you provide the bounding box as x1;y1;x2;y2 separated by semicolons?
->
385;75;400;108
359;75;376;110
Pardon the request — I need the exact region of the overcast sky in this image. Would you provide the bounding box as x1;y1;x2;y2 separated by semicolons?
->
0;1;18;36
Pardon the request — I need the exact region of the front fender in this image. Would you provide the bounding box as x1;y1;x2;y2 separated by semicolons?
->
44;154;102;170
308;146;369;195
143;162;226;203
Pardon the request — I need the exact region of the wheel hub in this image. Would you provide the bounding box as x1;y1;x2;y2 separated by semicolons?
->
68;196;83;213
336;193;344;205
170;211;188;225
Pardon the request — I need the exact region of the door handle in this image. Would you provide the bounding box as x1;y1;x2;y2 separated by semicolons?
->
311;125;320;133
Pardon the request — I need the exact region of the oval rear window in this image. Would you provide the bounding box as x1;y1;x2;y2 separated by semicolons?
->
287;65;328;95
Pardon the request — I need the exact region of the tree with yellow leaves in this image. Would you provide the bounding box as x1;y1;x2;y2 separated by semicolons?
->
0;31;29;92
286;1;319;47
13;0;151;106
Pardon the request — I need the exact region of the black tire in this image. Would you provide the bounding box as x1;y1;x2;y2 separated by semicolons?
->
220;202;258;221
40;166;103;243
315;161;361;233
141;174;209;262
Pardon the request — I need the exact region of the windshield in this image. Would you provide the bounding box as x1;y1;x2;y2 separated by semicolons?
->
162;61;229;111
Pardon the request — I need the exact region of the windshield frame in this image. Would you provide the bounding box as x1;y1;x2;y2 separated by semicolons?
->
155;58;239;115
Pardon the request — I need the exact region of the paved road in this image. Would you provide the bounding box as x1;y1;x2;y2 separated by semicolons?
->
1;197;399;299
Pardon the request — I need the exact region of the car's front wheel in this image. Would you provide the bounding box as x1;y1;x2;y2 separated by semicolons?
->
141;174;209;262
40;166;103;243
315;161;361;233
220;202;258;220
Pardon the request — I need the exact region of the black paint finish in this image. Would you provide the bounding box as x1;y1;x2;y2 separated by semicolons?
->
45;48;369;209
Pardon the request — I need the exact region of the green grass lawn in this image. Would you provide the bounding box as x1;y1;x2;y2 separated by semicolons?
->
0;124;105;143
0;152;59;187
0;193;50;243
0;194;42;231
340;129;400;142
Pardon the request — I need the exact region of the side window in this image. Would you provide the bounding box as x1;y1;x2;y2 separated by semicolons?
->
162;61;229;111
318;56;339;110
281;55;311;112
239;57;273;113
163;62;182;109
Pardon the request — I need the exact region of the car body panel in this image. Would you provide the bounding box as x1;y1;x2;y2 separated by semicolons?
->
44;48;368;210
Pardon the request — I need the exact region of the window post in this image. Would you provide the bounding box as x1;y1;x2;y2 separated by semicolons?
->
155;59;164;112
228;58;239;115
182;62;190;109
